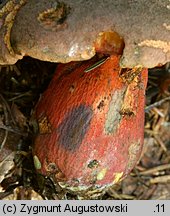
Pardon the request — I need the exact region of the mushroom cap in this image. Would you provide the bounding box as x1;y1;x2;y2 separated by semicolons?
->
0;0;170;67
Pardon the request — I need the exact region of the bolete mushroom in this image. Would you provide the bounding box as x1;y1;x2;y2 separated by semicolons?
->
0;0;170;192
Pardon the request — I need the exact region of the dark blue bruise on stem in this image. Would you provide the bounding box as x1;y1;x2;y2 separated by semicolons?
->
57;104;93;152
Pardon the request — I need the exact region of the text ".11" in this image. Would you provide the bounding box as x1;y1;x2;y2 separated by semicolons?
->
155;204;165;213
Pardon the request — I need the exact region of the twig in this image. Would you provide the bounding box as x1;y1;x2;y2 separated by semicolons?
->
140;164;170;175
154;134;167;152
150;175;170;184
0;94;9;150
0;125;28;136
137;185;157;200
8;91;32;102
107;188;124;199
152;107;165;118
0;94;16;124
0;131;8;151
145;96;170;112
119;194;135;200
0;191;13;200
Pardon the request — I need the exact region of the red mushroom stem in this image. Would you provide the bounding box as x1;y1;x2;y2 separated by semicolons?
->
33;54;148;190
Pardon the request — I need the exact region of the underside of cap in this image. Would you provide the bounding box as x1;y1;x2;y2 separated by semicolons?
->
0;0;170;67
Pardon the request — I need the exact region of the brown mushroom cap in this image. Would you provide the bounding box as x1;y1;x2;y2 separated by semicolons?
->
0;0;170;67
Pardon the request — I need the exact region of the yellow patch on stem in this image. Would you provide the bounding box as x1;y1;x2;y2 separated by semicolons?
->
33;155;42;170
96;168;107;181
113;172;123;184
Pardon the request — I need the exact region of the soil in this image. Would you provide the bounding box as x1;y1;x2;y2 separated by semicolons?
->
0;57;170;200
